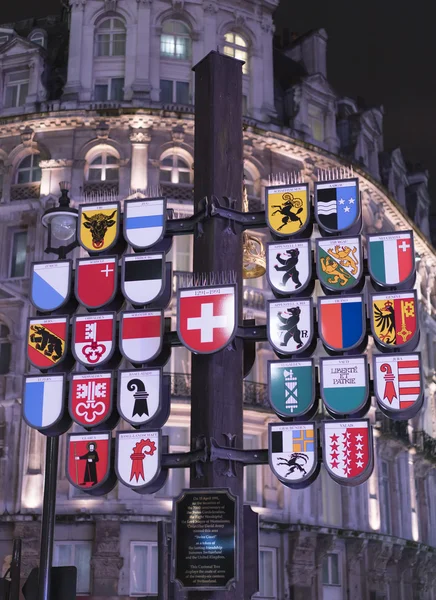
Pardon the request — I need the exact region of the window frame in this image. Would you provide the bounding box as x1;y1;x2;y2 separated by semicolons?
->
159;79;190;105
95;17;126;57
307;103;325;142
322;552;341;587
53;541;92;595
86;151;120;182
0;323;11;375
223;32;248;74
129;541;158;596
256;547;277;599
160;19;191;61
159;153;192;185
15;154;41;184
94;77;124;102
4;69;30;108
244;433;261;504
30;32;45;47
9;228;27;278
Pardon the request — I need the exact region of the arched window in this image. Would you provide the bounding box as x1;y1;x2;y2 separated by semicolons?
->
96;18;126;57
224;32;248;74
16;155;41;184
87;151;119;182
30;32;45;47
244;169;255;197
160;20;191;60
159;155;191;184
0;323;11;375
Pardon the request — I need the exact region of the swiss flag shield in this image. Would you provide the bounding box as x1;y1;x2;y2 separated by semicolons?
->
75;256;117;309
177;286;237;354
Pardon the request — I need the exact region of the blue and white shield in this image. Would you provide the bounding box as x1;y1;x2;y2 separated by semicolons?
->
124;198;166;250
30;261;72;312
23;374;66;431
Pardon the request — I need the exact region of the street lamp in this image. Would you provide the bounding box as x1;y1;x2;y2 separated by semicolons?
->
41;181;78;259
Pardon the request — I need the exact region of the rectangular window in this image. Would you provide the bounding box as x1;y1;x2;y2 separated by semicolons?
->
53;542;92;595
4;70;29;108
160;79;173;104
244;434;259;503
380;460;391;532
160;80;189;104
130;542;158;596
0;35;9;45
322;553;340;585
258;548;277;598
94;78;124;102
10;230;27;278
176;81;189;104
308;103;325;142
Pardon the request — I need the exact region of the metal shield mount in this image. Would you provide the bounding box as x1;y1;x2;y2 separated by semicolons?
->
267;298;315;358
27;316;72;372
321;418;374;486
22;373;71;436
30;260;74;314
69;370;119;431
124;197;167;251
266;240;314;298
370;290;419;353
66;431;117;496
314;178;362;236
115;429;162;492
373;352;424;421
315;235;364;294
78;201;121;255
121;252;166;306
265;183;311;239
267;358;316;420
117;368;170;429
268;422;319;490
367;230;416;290
177;285;237;354
319;356;370;418
119;309;164;365
317;295;367;354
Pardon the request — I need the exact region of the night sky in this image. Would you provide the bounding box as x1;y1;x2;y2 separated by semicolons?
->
2;0;435;203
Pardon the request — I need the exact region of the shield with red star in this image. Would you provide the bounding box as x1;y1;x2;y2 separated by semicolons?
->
69;371;114;428
177;285;237;354
322;419;373;486
116;430;161;490
72;313;116;367
75;256;118;309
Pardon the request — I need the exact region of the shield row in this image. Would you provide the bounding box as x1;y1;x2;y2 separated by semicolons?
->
266;177;362;238
267;231;415;295
31;252;168;312
23;368;170;434
268;353;423;422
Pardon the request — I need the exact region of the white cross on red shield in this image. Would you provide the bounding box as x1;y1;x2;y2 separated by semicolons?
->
177;285;237;354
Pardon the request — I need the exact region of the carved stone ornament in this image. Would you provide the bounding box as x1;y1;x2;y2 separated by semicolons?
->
130;127;152;144
104;0;117;10
204;1;218;13
367;540;393;587
172;0;184;9
20;127;35;146
347;538;368;572
95;120;110;139
39;159;73;169
286;532;317;587
171;125;185;143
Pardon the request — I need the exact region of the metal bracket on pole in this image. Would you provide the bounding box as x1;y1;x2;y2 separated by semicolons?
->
236;323;268;341
165;196;210;238
162;436;208;479
210;438;269;467
210;195;266;230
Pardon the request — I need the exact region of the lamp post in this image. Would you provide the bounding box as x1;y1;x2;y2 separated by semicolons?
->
38;182;78;600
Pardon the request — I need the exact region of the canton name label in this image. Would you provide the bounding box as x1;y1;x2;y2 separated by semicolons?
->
181;287;233;297
268;185;306;194
124;255;160;263
317;181;356;190
75;314;113;322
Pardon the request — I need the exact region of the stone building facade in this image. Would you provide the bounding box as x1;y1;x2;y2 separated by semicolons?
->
0;1;436;598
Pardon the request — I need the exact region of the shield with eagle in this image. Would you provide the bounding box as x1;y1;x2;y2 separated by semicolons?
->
370;291;419;351
78;202;120;253
267;240;312;295
265;183;310;237
116;430;161;489
27;317;68;370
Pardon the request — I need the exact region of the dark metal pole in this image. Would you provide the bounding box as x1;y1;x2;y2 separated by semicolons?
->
38;435;59;600
190;52;245;599
9;538;21;600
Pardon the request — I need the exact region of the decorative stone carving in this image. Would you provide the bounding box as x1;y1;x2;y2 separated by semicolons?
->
104;0;117;10
39;159;73;169
172;0;184;9
13;522;40;578
286;532;317;587
412;550;433;598
347;538;368;573
130;127;152;144
20;127;35;146
95;120;110;140
367;540;393;588
171;125;185;143
204;1;218;14
315;533;336;567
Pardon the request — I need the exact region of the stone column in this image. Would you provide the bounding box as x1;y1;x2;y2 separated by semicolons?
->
63;2;85;100
91;520;123;596
367;540;393;599
286;531;334;600
129;128;151;193
345;538;367;599
13;522;40;584
132;0;152;101
260;16;277;121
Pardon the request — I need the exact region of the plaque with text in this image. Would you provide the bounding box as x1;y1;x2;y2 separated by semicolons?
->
173;488;238;590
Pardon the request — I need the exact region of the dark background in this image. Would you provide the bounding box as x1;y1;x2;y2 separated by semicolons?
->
2;0;435;202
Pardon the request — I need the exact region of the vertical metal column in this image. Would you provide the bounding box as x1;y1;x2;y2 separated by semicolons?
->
190;51;245;599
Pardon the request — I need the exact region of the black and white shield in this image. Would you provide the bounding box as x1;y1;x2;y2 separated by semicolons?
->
267;240;312;295
118;368;163;426
267;299;313;355
121;252;165;305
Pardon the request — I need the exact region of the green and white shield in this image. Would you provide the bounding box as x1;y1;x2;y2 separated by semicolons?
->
268;359;315;418
320;356;368;416
316;236;362;291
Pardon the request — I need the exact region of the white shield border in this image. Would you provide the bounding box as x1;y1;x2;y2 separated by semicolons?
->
266;240;312;295
318;294;366;352
367;230;415;287
319;355;369;416
177;285;238;355
315;235;363;291
27;316;69;370
369;290;419;350
71;312;117;367
268;421;318;486
78;201;121;254
119;309;164;364
123;197;167;250
314;177;360;234
117;367;163;426
68;370;114;428
267;297;314;355
66;431;112;492
22;373;67;432
121;251;165;305
74;255;118;310
264;182;311;238
267;358;315;418
372;351;423;415
115;429;162;489
30;259;73;312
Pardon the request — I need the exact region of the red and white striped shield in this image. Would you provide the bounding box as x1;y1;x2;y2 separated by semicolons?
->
72;313;116;367
373;353;422;415
119;310;163;363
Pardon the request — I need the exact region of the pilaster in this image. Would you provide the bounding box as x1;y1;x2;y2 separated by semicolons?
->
91;520;123;596
129;127;152;192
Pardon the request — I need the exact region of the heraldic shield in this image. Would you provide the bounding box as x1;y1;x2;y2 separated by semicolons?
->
367;231;415;288
322;419;374;486
268;359;315;419
267;240;312;295
177;286;237;354
75;256;117;309
316;236;362;292
318;295;365;352
67;432;112;492
373;353;423;420
268;422;318;489
78;202;120;253
265;183;310;237
268;299;313;355
30;260;72;312
69;371;114;427
370;291;419;351
23;374;66;432
72;313;116;367
27;316;68;370
320;356;369;417
124;198;166;250
121;253;165;305
315;178;360;234
118;369;162;426
120;310;163;363
116;430;161;490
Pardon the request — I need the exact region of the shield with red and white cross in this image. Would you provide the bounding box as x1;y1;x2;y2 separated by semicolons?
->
69;371;113;427
75;256;117;309
72;313;116;367
177;285;237;354
322;419;374;486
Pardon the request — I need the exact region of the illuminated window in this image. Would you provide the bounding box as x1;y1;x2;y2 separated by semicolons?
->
223;32;248;74
0;324;11;375
53;542;92;594
10;230;27;278
130;542;158;595
160;20;191;60
4;70;29;108
308;103;325;142
159;154;191;184
96;17;126;56
16;155;41;184
87;152;119;182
